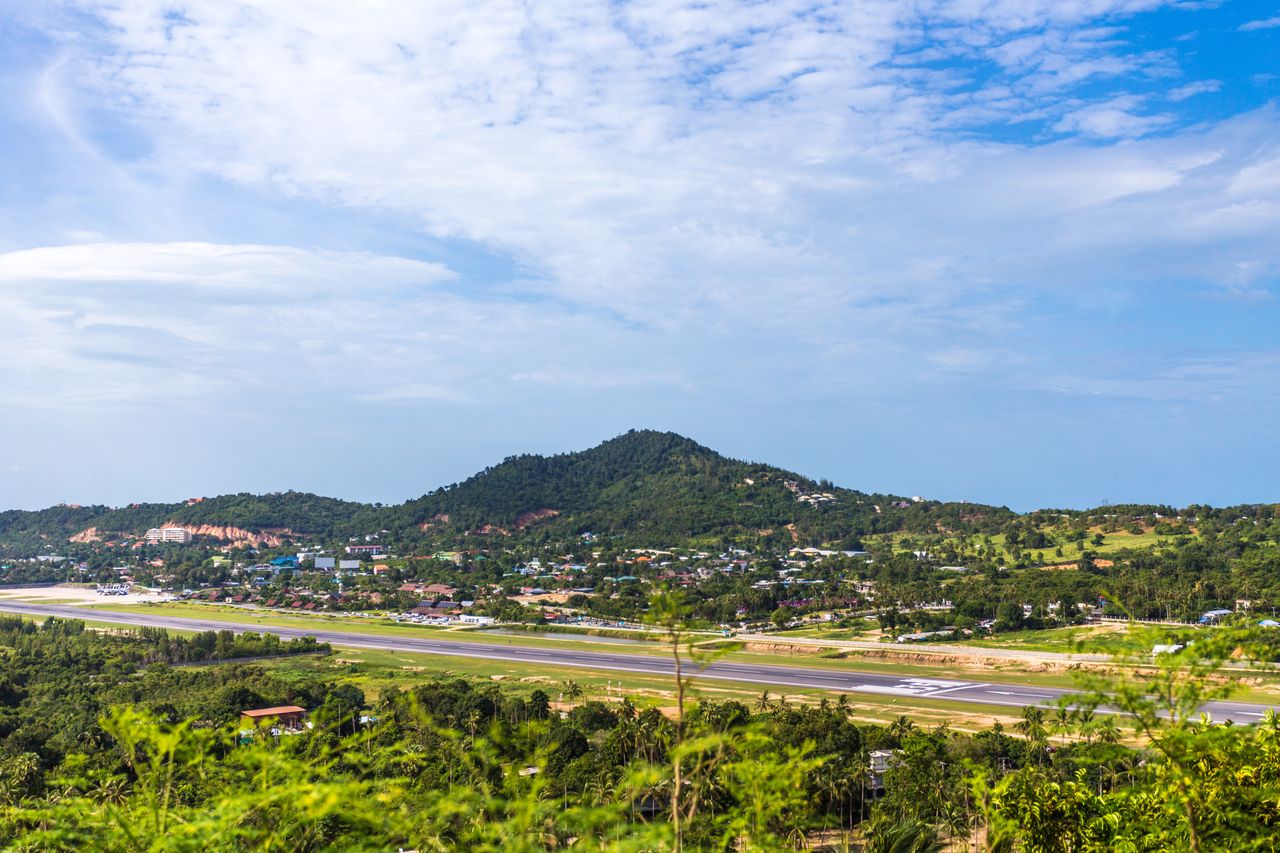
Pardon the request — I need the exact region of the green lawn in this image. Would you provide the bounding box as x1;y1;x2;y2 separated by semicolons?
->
961;624;1145;655
86;600;1095;689
78;600;1280;699
772;625;880;641
20;607;1277;730
864;527;1186;567
245;645;1043;731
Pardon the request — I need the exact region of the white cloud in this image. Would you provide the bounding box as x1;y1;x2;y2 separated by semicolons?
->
1240;15;1280;32
1167;79;1221;101
0;241;713;416
6;1;1280;420
1053;95;1171;138
1230;154;1280;196
0;242;455;407
357;384;473;404
49;2;1259;321
0;242;451;292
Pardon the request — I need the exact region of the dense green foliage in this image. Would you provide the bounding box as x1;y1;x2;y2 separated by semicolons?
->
383;429;960;547
0;617;330;779
0;491;370;548
0;430;1012;558
3;612;1280;850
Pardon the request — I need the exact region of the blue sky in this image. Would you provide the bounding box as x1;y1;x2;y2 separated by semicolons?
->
1;1;1278;512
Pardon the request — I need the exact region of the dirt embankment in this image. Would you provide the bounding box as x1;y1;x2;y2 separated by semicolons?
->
515;508;560;529
178;524;298;547
70;523;299;547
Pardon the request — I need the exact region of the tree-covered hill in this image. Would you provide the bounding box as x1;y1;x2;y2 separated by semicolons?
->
380;429;1014;547
0;429;1015;554
0;492;373;555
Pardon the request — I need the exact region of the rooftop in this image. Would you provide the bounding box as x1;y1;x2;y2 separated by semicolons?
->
241;705;306;718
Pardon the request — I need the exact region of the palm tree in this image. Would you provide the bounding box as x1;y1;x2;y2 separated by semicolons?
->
563;679;583;705
755;690;772;713
1052;705;1075;745
888;715;916;744
1096;715;1122;745
1016;706;1049;761
863;816;944;853
849;758;872;825
1075;707;1097;743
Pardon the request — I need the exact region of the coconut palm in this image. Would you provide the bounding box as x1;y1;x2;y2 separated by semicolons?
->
863;816;944;853
1052;705;1075;745
889;715;917;744
1096;715;1122;745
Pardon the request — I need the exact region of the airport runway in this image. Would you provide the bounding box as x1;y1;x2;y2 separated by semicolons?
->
2;600;1275;721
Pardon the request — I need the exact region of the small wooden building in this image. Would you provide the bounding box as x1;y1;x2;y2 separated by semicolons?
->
240;705;307;729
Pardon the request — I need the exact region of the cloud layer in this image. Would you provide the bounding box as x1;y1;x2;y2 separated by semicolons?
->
0;0;1276;508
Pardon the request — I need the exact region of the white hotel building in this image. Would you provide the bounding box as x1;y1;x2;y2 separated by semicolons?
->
145;527;192;544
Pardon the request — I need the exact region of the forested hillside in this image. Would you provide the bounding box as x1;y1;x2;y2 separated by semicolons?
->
4;430;1273;560
382;429;970;546
0;491;371;553
0;430;1014;555
327;429;1011;548
3;614;1280;850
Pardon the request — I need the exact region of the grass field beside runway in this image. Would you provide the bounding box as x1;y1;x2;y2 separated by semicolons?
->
55;600;1280;709
242;644;1039;733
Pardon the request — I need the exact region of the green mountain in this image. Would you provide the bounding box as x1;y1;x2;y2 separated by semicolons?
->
0;492;372;554
381;429;1011;547
0;430;1013;555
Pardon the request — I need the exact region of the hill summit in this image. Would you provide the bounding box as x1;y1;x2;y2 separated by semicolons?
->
0;430;1010;553
388;429;948;546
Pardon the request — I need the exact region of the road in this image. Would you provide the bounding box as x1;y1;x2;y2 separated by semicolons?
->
2;600;1275;722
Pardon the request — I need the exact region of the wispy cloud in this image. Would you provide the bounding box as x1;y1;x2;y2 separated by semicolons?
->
1167;79;1221;101
1240;15;1280;32
1053;95;1171;138
0;1;1278;509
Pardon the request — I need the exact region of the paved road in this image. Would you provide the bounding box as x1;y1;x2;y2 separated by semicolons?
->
2;601;1275;722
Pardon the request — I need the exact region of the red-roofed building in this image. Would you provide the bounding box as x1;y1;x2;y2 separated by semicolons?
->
240;705;306;729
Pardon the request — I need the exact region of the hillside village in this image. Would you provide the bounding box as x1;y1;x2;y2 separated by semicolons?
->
2;433;1278;640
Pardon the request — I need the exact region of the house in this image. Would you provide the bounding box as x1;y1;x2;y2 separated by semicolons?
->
145;527;192;544
1199;609;1234;625
410;600;460;616
240;705;307;730
868;750;899;789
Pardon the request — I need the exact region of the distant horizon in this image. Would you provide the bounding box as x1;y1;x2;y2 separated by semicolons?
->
2;4;1277;514
4;428;1273;517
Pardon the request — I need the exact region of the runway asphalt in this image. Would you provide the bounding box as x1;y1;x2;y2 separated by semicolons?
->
2;600;1275;722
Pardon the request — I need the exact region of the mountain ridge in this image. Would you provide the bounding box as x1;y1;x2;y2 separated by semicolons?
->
0;429;1011;554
